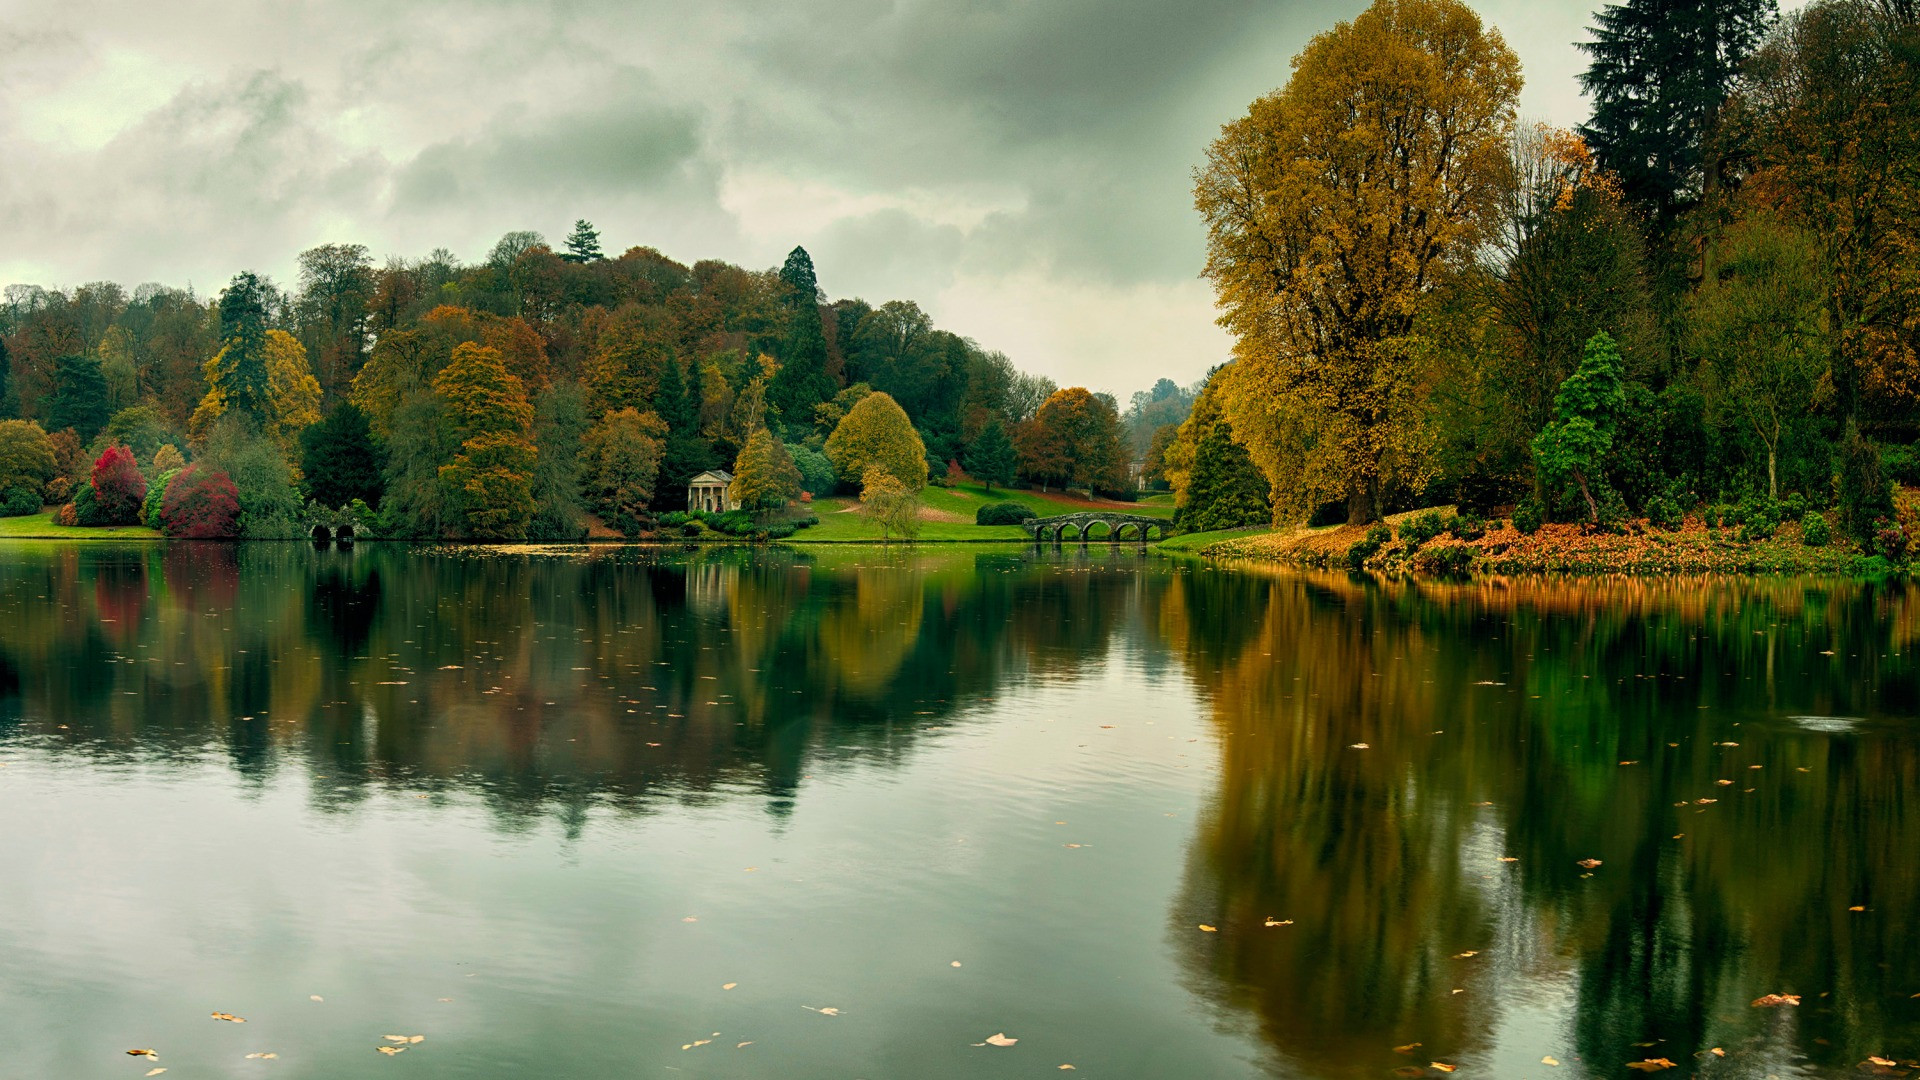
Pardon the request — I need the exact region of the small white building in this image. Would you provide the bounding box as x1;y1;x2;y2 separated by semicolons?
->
687;470;735;513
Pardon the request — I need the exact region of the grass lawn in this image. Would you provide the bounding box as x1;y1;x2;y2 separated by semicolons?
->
0;510;162;539
786;481;1173;543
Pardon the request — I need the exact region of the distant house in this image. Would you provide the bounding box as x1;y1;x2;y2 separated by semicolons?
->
1128;460;1147;490
687;470;735;513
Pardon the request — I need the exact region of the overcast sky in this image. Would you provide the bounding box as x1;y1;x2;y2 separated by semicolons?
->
2;0;1644;397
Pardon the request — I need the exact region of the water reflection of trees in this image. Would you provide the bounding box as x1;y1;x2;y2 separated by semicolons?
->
0;544;1167;830
1170;568;1920;1078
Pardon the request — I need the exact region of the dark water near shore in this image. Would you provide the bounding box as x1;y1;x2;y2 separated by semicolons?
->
1;544;1917;1078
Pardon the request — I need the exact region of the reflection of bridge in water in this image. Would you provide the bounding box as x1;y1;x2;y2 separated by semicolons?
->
1023;512;1170;544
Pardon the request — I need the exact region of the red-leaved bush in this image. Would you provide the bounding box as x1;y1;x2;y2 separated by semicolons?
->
161;465;241;539
88;445;147;525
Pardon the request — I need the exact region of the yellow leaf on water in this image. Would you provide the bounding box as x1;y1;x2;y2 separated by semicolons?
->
145;1070;166;1077
1498;857;1519;863
1709;1048;1726;1057
951;961;963;967
1060;1065;1076;1070
1543;1055;1560;1066
1849;906;1866;912
309;995;323;1002
375;1046;405;1056
1625;1058;1677;1071
1453;951;1479;959
1751;993;1801;1008
1431;1063;1458;1073
1350;743;1370;749
211;1013;246;1023
408;1036;424;1044
1577;859;1603;869
736;1041;753;1048
1264;918;1293;927
127;1049;157;1057
723;983;738;990
1869;1056;1897;1067
985;1033;1018;1047
1198;924;1217;932
1393;1043;1422;1055
382;1035;409;1042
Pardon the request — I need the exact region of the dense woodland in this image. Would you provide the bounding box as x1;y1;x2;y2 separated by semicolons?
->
1179;0;1920;551
0;224;1189;539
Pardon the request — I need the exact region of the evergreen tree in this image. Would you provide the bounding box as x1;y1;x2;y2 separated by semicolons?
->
47;353;111;442
1577;0;1777;224
300;400;386;509
767;246;837;429
654;356;715;494
963;419;1018;493
1531;332;1627;522
1183;422;1271;531
214;271;275;424
561;220;604;263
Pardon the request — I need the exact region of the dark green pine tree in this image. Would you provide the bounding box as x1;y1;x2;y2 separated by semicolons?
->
655;355;715;495
766;246;838;430
0;338;14;418
1577;0;1776;226
1184;422;1271;532
47;353;111;442
963;419;1018;493
561;219;604;263
300;400;386;509
215;271;274;425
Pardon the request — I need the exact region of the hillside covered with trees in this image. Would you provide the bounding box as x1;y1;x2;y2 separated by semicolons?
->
0;228;1187;539
1177;0;1920;558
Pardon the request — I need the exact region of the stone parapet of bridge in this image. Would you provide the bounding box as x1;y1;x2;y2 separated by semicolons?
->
1022;512;1170;543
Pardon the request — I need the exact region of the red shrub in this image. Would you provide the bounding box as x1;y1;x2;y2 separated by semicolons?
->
88;445;147;525
160;465;241;539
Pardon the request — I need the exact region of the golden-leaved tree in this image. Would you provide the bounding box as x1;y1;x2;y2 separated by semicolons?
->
1194;0;1521;523
190;329;323;448
433;342;537;539
824;391;927;490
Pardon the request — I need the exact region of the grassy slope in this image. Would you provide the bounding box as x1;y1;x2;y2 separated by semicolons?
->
0;511;161;539
788;481;1172;543
1154;525;1268;553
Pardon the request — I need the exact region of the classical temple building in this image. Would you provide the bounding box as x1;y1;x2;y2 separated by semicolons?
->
686;470;735;513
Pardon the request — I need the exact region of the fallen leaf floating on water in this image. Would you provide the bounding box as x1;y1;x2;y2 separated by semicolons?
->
1577;859;1603;869
984;1033;1019;1047
1625;1058;1679;1071
723;982;738;990
309;995;323;1002
1715;779;1734;786
1198;924;1218;932
1349;743;1371;749
211;1013;246;1023
1850;906;1867;912
408;1036;424;1044
1498;856;1519;863
146;1071;166;1077
244;1052;278;1059
1751;993;1802;1008
951;961;963;967
1060;1065;1076;1070
1695;798;1717;805
1708;1048;1726;1057
127;1049;157;1057
1869;1056;1898;1067
1452;951;1479;959
1393;1043;1423;1055
681;1040;712;1050
803;1006;841;1016
736;1041;754;1048
1264;918;1293;927
382;1035;410;1043
1542;1055;1560;1066
376;1045;406;1056
1430;1063;1458;1073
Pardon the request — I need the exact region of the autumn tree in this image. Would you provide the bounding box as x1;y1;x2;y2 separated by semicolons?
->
88;444;146;525
824;391;927;490
729;426;803;517
0;420;57;499
294;243;375;397
963;419;1018;493
580;407;667;533
192;329;322;447
860;466;921;541
1017;387;1125;494
530;382;590;540
1195;0;1522;523
1532;332;1627;522
433;342;537;539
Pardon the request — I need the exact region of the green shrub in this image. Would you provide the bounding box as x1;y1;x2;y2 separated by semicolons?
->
1;487;38;517
1801;510;1831;547
1644;492;1684;530
977;501;1037;526
1781;492;1809;519
144;468;179;528
680;522;701;537
1449;513;1487;541
1417;544;1475;576
1873;518;1911;562
1398;509;1448;546
1733;494;1780;542
1838;421;1894;541
657;511;689;528
1512;499;1544;535
1346;523;1393;571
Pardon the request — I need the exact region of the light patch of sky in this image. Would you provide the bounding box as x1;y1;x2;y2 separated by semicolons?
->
16;47;196;151
718;170;1026;243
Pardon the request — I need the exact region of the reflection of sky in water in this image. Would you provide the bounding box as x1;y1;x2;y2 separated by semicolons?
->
0;547;1917;1078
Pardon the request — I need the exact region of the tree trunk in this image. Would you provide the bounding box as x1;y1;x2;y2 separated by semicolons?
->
1346;479;1377;526
1575;471;1598;522
1768;447;1778;502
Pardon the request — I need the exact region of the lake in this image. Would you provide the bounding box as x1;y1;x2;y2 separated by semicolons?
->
1;544;1916;1078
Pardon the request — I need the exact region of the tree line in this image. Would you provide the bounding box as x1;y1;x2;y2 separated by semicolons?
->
1175;0;1920;550
0;225;1190;538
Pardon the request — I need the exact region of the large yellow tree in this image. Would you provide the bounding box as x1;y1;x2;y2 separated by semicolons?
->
189;329;323;448
1194;0;1521;523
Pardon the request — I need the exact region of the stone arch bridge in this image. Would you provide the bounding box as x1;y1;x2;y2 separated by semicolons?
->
1023;512;1170;544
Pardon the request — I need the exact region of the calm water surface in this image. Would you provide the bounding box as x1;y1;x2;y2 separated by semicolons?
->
1;544;1917;1079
